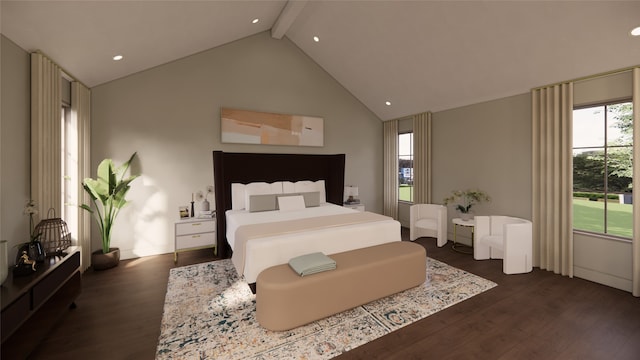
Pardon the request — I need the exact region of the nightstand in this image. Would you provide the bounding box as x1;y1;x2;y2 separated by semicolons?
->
343;203;365;212
174;217;216;262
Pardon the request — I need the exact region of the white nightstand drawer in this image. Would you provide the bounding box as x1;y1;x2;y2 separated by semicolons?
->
174;217;216;262
176;231;216;250
176;219;215;236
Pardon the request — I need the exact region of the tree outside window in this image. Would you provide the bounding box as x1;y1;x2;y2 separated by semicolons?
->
572;102;633;238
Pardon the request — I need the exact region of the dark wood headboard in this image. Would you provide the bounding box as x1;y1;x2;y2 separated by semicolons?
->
212;151;346;258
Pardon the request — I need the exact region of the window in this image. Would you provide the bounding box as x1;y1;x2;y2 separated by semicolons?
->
62;104;78;244
399;132;413;202
572;101;633;238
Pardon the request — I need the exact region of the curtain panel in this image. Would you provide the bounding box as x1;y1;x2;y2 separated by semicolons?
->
531;82;574;277
383;120;399;219
31;53;62;219
633;68;640;297
413;112;432;204
72;82;92;272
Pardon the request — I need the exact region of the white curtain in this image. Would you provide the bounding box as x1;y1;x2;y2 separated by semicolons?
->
72;82;92;272
383;120;399;219
633;68;640;297
413;112;432;204
531;82;574;277
31;52;62;219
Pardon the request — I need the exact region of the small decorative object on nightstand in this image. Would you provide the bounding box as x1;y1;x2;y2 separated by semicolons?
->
174;217;216;262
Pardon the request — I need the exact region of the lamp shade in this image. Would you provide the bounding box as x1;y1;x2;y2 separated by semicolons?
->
344;186;359;202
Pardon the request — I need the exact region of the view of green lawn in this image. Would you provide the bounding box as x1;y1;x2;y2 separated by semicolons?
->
573;198;633;238
399;185;413;202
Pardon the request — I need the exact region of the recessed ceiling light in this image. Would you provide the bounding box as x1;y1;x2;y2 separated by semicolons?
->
385;101;391;106
113;55;123;61
252;18;259;24
631;26;640;36
313;36;320;42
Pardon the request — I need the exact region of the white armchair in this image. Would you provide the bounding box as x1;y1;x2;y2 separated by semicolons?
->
410;204;447;247
474;216;533;274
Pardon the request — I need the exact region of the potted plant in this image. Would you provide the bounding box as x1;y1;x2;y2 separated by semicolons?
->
443;189;490;220
80;152;138;270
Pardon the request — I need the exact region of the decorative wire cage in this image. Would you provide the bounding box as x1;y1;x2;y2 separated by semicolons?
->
34;208;72;255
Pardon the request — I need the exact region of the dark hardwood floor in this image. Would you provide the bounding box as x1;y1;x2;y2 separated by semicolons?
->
27;229;640;360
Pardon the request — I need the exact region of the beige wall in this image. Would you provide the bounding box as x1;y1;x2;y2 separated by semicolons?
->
0;35;31;252
398;93;532;245
91;32;383;259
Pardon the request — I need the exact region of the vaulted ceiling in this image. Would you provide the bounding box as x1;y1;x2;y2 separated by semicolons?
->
2;1;639;120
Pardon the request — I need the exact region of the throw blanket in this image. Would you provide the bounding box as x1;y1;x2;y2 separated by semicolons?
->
288;252;336;276
231;211;392;276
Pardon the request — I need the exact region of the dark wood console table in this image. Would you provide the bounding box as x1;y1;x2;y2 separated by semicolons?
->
1;246;81;359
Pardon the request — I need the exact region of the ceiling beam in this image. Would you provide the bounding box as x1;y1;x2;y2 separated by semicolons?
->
271;0;308;39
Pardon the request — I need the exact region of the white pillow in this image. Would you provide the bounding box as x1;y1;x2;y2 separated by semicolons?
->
293;180;326;203
315;180;327;204
278;195;306;211
231;183;246;210
244;182;283;209
281;181;295;194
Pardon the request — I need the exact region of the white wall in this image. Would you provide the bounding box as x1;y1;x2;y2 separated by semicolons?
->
91;32;383;259
0;35;31;253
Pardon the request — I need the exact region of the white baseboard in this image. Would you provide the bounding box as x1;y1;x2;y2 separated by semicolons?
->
574;266;632;293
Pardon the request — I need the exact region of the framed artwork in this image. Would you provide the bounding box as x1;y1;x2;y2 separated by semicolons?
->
221;108;324;147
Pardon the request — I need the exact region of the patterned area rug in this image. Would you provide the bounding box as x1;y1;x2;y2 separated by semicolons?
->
156;258;496;359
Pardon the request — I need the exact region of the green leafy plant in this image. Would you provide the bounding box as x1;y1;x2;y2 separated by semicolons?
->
443;189;490;213
80;153;138;254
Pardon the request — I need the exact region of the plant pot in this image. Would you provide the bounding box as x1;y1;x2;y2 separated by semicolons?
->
459;212;473;221
91;248;120;271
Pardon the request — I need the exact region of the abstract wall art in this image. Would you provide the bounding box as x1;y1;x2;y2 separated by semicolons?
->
221;108;324;147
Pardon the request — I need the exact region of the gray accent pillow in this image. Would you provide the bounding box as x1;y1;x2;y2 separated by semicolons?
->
248;194;278;212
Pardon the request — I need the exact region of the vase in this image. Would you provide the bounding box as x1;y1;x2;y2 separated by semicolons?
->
459;211;473;221
1;240;8;285
201;199;210;212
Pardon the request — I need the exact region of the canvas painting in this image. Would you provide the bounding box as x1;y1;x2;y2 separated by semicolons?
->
221;108;324;147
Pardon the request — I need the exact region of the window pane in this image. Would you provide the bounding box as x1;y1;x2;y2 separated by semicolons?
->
573;148;605;193
573;198;605;233
573;106;604;148
398;133;413;202
607;103;633;146
572;101;633;238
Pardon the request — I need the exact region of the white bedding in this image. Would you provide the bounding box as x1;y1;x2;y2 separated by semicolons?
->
226;203;401;284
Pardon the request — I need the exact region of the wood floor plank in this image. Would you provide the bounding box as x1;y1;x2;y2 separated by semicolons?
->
24;229;640;360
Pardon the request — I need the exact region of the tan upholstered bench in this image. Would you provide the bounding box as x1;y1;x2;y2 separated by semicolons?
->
256;241;426;331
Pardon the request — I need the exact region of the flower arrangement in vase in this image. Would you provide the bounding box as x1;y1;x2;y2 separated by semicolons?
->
195;185;214;212
443;189;490;221
17;200;46;264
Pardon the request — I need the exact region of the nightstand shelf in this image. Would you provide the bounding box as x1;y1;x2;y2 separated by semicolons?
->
174;218;216;262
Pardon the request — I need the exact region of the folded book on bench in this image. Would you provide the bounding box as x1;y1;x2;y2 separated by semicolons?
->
288;252;336;276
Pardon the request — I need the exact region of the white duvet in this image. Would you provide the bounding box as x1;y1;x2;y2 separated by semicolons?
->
225;203;401;284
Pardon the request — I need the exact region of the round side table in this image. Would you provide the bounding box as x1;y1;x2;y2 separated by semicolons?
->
452;218;475;254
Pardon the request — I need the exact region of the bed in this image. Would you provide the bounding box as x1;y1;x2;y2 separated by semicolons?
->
212;151;401;288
